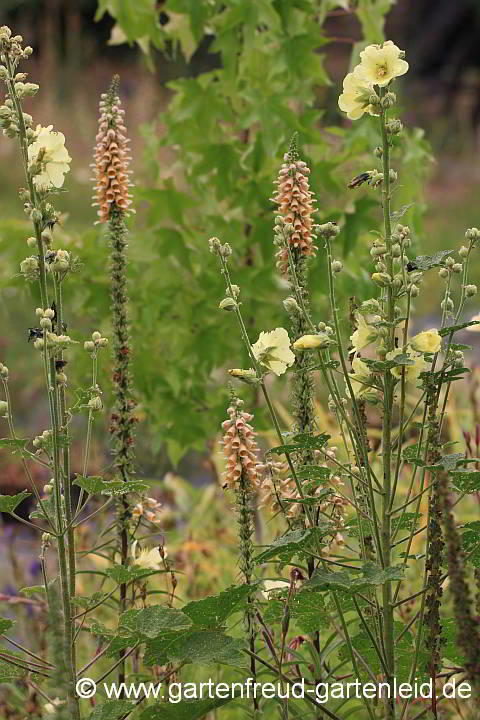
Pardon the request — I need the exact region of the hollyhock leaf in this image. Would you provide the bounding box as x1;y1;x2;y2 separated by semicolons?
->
0;491;31;514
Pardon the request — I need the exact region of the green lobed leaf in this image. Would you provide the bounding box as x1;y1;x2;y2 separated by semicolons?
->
0;657;24;682
449;470;480;493
0;618;14;634
294;465;331;481
255;526;332;564
19;586;45;598
439;321;480;336
307;563;404;593
267;432;331;456
181;584;258;630
88;701;135;720
144;630;246;668
462;521;480;567
118;605;193;640
407;250;454;271
106;565;158;584
74;475;148;496
138;696;236;720
263;590;329;633
340;621;428;684
0;438;28;449
0;491;31;514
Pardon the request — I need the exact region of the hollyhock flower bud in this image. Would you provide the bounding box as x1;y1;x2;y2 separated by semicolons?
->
88;396;103;411
466;284;477;298
219;297;237;311
0;400;8;416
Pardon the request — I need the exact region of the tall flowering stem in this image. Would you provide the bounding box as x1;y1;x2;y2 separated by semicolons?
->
0;27;79;718
222;396;260;712
93;76;135;689
438;473;480;692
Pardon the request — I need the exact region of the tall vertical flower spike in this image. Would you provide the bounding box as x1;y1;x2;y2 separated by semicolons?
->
271;133;317;274
221;397;260;491
93;76;136;693
92;75;133;223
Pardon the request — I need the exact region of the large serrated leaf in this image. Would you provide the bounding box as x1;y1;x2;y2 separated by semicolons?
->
74;475;148;496
307;563;404;593
340;621;428;683
88;701;135;720
181;584;258;630
294;465;331;481
144;630;245;667
0;491;31;514
106;565;158;584
267;432;331;456
264;590;329;633
408;250;454;271
449;470;480;493
118;605;193;639
255;526;331;564
439;320;480;336
0;617;15;634
0;657;25;682
138;696;235;720
462;521;480;567
0;438;28;449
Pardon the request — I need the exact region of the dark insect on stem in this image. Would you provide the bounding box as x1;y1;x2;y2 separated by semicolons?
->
27;327;43;342
348;171;371;189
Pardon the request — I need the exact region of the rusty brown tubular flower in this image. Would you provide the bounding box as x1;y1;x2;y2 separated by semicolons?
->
221;397;259;490
271;133;317;274
92;75;133;223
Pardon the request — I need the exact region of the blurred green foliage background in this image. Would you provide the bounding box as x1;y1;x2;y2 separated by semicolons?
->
1;0;480;485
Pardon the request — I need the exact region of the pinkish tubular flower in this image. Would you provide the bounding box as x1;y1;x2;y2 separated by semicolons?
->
221;400;259;490
92;75;133;223
271;135;317;274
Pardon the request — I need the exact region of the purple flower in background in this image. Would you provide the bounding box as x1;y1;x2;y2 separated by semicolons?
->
29;558;42;578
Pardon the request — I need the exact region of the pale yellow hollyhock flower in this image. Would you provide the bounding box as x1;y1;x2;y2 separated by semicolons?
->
410;329;441;354
338;71;376;120
354;40;408;87
131;539;166;570
262;579;289;599
350;313;378;353
292;333;330;350
28;124;71;189
465;313;480;331
252;327;295;376
350;356;372;396
386;349;428;385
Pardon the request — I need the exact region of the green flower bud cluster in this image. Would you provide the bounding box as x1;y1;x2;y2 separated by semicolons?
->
0;26;32;61
0;399;8;417
20;255;39;280
208;236;232;258
47;249;70;274
0;363;9;379
219;297;237;311
32;428;52;449
84;330;108;355
88;395;103;412
314;222;340;240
